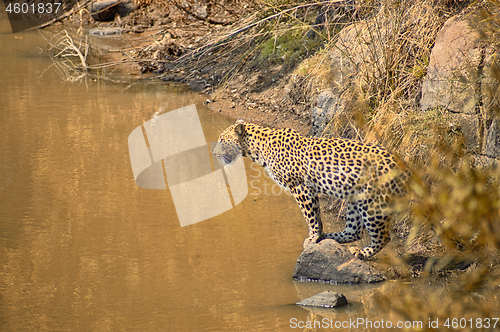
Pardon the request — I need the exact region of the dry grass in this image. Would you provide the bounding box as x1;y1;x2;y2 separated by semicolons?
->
324;0;499;251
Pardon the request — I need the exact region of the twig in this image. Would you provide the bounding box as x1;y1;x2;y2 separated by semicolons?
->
172;0;235;26
174;1;333;65
48;30;89;70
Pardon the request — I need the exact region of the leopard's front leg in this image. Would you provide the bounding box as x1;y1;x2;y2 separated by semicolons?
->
290;184;323;248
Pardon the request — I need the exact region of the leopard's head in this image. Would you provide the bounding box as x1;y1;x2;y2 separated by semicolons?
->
213;119;246;165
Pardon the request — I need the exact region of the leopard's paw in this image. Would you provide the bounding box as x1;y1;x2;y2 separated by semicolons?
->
302;236;320;249
348;247;370;260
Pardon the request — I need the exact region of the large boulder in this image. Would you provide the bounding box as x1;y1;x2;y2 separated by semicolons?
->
309;15;397;138
293;239;386;284
328;19;392;90
306;0;356;39
420;13;500;159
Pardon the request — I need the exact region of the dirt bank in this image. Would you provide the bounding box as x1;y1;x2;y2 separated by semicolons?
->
68;0;323;134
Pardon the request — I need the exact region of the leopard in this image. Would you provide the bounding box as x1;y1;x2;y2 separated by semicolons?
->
213;119;411;259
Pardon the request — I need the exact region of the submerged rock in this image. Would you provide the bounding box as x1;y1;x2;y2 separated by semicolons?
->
293;239;386;284
296;291;348;308
89;27;123;35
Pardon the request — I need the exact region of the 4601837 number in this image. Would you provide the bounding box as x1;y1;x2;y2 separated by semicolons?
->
444;318;499;329
5;2;62;14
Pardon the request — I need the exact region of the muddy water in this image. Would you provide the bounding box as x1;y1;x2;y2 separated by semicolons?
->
1;12;499;332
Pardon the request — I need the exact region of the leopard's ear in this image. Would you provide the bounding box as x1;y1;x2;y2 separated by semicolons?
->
235;123;245;137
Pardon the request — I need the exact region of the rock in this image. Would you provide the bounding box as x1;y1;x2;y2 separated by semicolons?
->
309;89;347;137
420;16;482;115
89;0;134;21
293;239;386;284
296;291;348;308
88;27;123;35
90;0;121;21
328;19;392;89
484;118;500;158
454;113;481;154
420;12;500;159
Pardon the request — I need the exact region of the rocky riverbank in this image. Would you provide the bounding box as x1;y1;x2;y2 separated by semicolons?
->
59;0;500;282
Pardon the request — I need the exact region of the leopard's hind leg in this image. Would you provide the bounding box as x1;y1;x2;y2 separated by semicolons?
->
351;198;391;259
356;214;391;259
322;201;364;244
